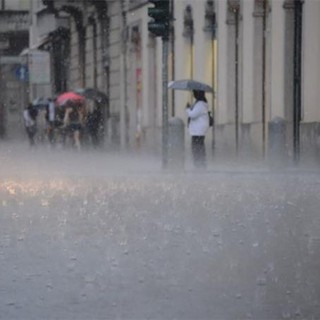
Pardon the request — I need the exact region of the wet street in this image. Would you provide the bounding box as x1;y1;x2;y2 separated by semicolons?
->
1;143;320;320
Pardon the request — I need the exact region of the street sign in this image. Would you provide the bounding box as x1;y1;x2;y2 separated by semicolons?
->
28;51;51;84
15;64;28;81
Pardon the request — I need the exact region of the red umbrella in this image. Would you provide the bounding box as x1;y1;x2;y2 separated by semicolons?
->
56;92;85;107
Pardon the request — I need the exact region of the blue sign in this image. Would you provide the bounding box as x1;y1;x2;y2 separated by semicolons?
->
15;64;29;81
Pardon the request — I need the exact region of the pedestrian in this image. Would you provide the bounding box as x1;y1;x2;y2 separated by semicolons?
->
86;103;103;147
45;98;56;145
186;90;210;168
23;103;38;146
62;101;85;151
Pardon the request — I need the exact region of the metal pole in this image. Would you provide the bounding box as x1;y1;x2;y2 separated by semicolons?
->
293;0;303;164
211;4;216;153
211;38;215;152
170;0;175;117
235;9;239;155
162;37;169;169
262;0;267;158
120;0;127;150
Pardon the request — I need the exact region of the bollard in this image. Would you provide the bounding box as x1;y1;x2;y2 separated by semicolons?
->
168;117;185;170
268;117;287;167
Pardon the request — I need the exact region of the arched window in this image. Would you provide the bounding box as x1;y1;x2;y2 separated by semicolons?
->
183;5;194;38
203;0;216;38
227;0;240;23
182;5;194;80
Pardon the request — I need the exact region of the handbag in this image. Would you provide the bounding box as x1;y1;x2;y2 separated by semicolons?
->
208;111;213;127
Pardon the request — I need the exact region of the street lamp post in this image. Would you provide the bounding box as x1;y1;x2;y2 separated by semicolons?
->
148;0;170;168
162;36;169;168
293;0;303;165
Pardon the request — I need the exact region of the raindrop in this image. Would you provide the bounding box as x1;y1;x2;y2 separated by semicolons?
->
213;231;221;237
111;260;119;267
41;199;49;207
281;311;291;319
67;263;75;271
85;275;96;283
46;283;53;290
256;277;267;286
294;308;302;317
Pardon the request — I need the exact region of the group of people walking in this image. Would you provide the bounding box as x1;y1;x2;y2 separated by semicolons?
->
23;98;103;150
23;89;211;168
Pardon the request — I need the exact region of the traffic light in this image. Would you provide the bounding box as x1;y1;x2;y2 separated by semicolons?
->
42;0;54;12
148;0;170;38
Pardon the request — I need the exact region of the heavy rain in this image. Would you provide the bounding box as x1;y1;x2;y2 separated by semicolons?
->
1;0;320;320
1;142;320;319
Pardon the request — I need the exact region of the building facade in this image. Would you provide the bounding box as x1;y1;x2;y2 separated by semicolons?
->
21;0;320;164
0;0;29;139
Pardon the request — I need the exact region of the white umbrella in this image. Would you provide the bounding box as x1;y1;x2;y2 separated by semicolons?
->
168;79;213;93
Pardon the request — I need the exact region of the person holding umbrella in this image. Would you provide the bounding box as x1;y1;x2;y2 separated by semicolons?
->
55;92;86;150
186;90;210;168
23;103;38;147
62;100;86;151
45;98;56;145
168;79;213;169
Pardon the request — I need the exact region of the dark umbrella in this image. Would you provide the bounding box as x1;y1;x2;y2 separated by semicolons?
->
32;97;50;109
74;88;108;105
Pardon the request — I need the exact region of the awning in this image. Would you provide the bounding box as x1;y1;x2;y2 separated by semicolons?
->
20;35;51;55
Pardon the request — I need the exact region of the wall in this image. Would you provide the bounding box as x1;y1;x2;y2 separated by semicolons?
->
3;0;30;10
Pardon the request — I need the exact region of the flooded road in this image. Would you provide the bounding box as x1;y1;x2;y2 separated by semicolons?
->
1;143;320;319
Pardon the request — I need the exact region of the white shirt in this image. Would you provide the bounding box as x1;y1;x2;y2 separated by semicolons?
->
23;109;35;127
48;101;55;122
186;100;209;136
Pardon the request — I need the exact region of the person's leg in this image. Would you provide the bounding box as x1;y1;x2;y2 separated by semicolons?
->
192;136;206;168
74;130;81;150
47;122;55;145
191;136;197;165
197;136;206;168
26;127;35;146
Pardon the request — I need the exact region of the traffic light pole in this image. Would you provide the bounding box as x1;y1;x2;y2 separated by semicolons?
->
162;37;169;169
147;0;170;168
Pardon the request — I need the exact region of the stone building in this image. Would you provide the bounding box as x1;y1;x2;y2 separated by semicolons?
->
26;0;320;164
0;0;29;139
